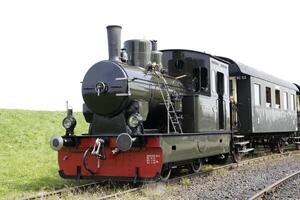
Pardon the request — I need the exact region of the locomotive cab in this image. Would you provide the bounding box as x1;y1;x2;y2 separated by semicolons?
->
161;50;231;133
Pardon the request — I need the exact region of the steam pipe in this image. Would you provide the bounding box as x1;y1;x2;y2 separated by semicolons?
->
151;40;158;51
106;25;122;62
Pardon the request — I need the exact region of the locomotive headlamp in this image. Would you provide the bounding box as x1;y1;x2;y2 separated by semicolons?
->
127;113;143;128
62;104;77;135
63;117;75;129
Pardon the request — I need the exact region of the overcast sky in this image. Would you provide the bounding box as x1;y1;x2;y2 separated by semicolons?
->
0;0;299;111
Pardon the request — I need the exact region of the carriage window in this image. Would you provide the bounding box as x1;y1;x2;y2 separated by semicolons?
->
254;84;261;106
266;87;271;107
275;89;281;109
200;67;208;92
283;92;288;110
291;94;295;111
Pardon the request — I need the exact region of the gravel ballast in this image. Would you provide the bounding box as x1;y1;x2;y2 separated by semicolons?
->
139;154;300;200
266;173;300;200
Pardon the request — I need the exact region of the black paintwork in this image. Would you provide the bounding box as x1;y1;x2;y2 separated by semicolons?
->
236;75;252;133
89;113;127;134
82;60;128;117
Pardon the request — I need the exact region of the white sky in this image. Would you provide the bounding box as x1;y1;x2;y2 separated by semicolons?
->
0;0;299;111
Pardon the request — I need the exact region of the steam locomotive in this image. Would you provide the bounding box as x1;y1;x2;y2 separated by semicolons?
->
50;25;300;182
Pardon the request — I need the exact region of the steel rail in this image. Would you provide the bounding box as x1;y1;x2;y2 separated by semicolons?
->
248;169;300;200
19;182;103;200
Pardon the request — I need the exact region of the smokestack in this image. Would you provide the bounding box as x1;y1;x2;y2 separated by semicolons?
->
106;25;122;62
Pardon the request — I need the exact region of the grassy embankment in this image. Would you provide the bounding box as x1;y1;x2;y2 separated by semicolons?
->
0;109;90;199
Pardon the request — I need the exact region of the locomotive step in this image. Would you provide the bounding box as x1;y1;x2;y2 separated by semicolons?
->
293;137;300;139
234;141;250;146
233;135;245;138
171;117;182;121
238;148;254;153
295;142;300;144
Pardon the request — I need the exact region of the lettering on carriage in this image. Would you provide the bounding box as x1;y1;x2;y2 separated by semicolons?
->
236;76;247;80
146;154;160;164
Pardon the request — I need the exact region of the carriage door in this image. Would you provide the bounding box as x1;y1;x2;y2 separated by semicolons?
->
217;72;225;129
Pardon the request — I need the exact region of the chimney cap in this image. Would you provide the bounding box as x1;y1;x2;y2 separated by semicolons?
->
106;25;122;29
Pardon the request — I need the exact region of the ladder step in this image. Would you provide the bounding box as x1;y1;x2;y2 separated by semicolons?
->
238;148;254;153
293;137;300;139
295;142;300;144
233;135;245;139
234;141;249;146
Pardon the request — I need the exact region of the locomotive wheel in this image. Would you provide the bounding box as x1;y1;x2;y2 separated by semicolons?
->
160;164;172;181
190;159;202;173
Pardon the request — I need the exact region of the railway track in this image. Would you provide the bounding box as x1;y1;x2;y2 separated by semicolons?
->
20;151;300;200
248;169;300;200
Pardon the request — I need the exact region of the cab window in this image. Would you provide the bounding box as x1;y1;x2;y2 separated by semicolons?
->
200;67;208;92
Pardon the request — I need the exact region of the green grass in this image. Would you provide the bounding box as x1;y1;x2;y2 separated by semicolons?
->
0;109;90;199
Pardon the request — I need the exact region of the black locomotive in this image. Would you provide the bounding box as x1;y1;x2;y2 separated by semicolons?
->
50;25;300;181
